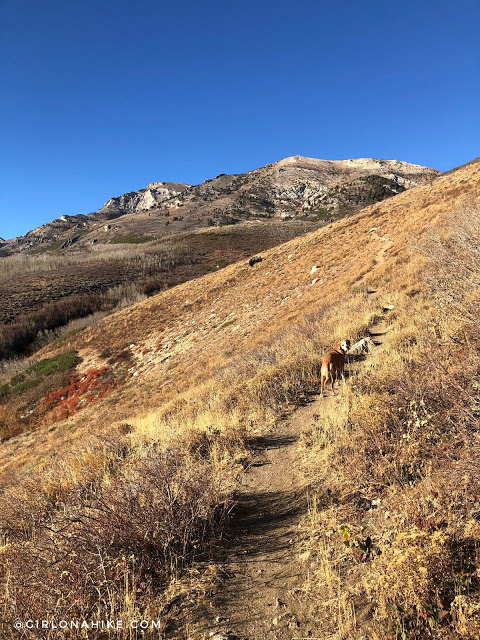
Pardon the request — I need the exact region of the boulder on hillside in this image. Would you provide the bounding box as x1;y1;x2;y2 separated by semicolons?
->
348;337;375;357
61;236;80;249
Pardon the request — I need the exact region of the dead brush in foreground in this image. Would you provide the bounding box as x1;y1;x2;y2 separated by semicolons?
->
299;207;480;639
0;427;236;639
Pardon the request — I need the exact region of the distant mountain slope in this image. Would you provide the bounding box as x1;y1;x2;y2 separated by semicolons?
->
1;156;438;254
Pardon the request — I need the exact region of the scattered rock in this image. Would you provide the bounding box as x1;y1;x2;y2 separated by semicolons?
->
248;256;263;267
310;265;320;274
104;224;112;231
348;337;375;356
272;613;289;626
311;278;322;286
61;235;80;248
383;304;395;311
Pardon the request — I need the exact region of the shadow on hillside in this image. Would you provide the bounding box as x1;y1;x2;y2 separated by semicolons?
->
368;329;387;338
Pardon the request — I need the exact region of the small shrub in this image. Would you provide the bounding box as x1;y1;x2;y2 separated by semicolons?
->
54;326;86;343
0;350;81;400
30;350;81;378
0;439;234;634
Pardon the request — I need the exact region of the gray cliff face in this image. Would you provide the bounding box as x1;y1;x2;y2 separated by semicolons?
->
171;156;438;222
98;181;190;216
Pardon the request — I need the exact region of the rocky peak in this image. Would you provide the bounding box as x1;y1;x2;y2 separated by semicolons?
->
99;181;190;216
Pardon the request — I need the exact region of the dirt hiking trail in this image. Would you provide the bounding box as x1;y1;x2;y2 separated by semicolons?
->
178;302;393;640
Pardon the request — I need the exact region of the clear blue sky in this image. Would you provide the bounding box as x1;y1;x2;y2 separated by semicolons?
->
1;0;479;240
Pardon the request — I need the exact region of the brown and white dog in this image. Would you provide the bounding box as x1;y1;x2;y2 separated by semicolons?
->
320;340;351;396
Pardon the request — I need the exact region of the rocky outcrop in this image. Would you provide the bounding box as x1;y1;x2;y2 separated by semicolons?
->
171;155;438;224
266;156;438;214
61;235;81;249
98;181;190;216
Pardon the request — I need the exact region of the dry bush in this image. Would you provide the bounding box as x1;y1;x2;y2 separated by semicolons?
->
139;294;381;455
0;239;198;359
0;281;155;361
0;239;194;282
0;354;35;386
0;430;235;638
301;326;480;637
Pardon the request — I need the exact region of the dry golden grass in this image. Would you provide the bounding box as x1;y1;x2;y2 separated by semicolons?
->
297;193;480;638
0;159;478;637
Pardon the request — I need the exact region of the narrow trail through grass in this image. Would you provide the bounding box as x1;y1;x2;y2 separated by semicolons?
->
180;299;394;640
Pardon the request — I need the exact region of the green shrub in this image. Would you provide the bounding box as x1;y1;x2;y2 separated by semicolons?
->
54;327;86;344
0;350;82;399
30;351;81;378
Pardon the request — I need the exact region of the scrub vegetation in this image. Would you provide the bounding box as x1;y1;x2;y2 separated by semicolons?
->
0;159;478;638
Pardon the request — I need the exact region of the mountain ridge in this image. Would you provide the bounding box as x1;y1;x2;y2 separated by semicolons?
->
1;156;438;252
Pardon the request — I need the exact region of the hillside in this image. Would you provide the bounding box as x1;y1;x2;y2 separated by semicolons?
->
0;158;478;639
0;221;322;361
0;156;437;363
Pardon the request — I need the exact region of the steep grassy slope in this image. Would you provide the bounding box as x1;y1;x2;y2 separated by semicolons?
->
0;159;478;639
